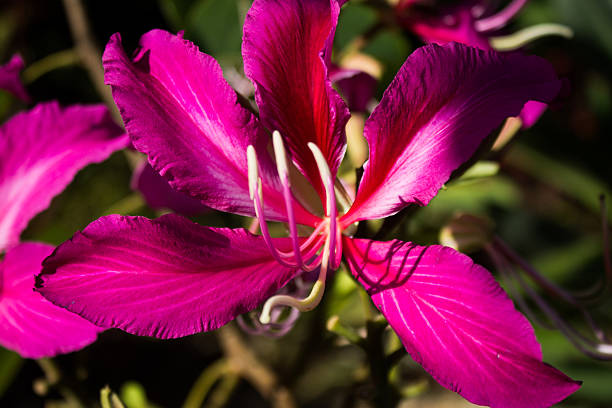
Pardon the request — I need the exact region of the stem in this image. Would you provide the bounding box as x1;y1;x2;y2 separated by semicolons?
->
182;360;229;408
205;372;240;408
62;0;120;122
22;49;79;84
364;320;398;407
217;325;296;408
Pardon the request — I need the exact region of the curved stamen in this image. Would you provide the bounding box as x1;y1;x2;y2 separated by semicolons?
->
260;234;332;324
247;145;297;268
259;143;341;324
474;0;528;32
248;140;329;271
489;24;573;51
308;142;338;271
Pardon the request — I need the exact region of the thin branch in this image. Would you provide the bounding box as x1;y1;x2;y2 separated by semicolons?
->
62;0;120;122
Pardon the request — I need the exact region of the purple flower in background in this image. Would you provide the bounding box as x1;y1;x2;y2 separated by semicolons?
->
0;54;30;102
329;64;377;113
37;0;579;405
0;101;128;358
396;0;571;129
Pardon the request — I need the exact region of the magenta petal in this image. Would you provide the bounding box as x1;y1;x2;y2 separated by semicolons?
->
37;214;300;339
0;102;128;251
343;237;581;408
0;243;101;358
0;54;30;102
520;100;548;129
243;0;350;198
343;43;561;224
406;7;491;50
103;30;316;225
131;160;208;216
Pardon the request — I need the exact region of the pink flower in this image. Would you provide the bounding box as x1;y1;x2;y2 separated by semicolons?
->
37;0;579;405
0;101;128;358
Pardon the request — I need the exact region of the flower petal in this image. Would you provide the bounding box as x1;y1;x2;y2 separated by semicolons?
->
131;160;208;216
343;237;581;408
519;100;548;129
37;214;300;339
0;54;29;102
103;30;317;225
242;0;350;199
343;43;560;224
0;242;101;358
0;102;128;251
402;7;491;49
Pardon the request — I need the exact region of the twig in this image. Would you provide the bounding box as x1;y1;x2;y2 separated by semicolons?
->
62;0;120;122
217;325;297;408
22;49;79;84
182;360;229;408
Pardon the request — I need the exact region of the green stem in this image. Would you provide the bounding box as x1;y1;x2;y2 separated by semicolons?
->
22;49;79;84
205;372;240;408
182;360;229;408
365;320;398;408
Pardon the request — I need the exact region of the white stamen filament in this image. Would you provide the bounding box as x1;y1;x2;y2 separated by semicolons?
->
259;142;340;324
248;142;329;271
489;23;573;51
273;130;306;269
308;142;339;270
308;142;334;217
247;145;298;267
597;344;612;356
272;131;290;181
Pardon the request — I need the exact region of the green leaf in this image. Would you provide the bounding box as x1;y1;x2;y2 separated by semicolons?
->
185;0;245;62
362;30;410;93
334;3;377;52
